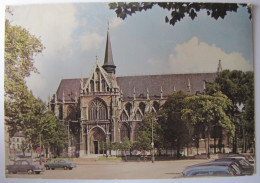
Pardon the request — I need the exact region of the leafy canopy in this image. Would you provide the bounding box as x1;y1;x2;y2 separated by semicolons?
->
109;2;251;26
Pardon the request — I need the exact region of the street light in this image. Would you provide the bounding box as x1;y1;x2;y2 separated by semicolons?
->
151;117;155;163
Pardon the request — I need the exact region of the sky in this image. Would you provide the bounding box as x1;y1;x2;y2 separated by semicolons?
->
5;2;254;102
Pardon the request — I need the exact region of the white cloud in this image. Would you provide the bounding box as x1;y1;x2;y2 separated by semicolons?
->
168;37;253;73
147;58;161;66
26;72;48;100
79;32;104;51
7;4;79;59
110;17;124;29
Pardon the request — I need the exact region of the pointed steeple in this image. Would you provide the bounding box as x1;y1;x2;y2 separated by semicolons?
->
217;59;223;73
103;25;116;74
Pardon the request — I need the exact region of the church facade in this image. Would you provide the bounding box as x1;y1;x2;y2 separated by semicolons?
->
48;30;221;157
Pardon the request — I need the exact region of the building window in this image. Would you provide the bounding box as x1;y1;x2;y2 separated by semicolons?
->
121;111;128;121
125;103;132;117
133;124;139;141
153;101;160;112
101;79;106;92
120;124;129;141
89;99;107;121
139;102;146;115
134;110;142;121
67;105;76;120
59;105;63;120
90;80;94;92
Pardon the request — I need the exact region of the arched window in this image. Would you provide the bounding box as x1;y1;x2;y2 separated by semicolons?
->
120;123;129;141
153;101;160;112
101;79;106;92
139;102;146;115
90;80;94;92
133;124;139;141
67;105;76;120
125;103;132;116
59;105;63;120
89;99;107;121
134;110;142;121
95;80;100;91
120;111;128;121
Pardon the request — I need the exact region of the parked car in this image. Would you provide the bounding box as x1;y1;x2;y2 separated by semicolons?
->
182;165;237;177
213;158;254;175
182;160;245;177
6;159;44;174
44;159;77;170
228;154;255;166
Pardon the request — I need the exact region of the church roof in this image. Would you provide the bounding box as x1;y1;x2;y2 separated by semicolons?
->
117;73;217;99
56;78;87;101
55;72;217;101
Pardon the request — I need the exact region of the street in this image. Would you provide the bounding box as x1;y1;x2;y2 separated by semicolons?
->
5;159;210;179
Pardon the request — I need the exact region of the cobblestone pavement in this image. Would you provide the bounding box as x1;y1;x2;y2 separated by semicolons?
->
5;159;211;180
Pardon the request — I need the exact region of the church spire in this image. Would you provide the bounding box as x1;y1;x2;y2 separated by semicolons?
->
103;24;116;74
217;59;223;73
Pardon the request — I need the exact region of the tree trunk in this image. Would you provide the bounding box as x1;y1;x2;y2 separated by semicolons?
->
176;138;180;159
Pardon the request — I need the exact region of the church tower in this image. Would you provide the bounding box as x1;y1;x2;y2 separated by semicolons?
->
102;27;116;74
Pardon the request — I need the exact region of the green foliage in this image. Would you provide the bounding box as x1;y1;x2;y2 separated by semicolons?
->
5;19;44;100
160;91;190;156
206;70;254;152
134;113;161;151
4;18;67;155
182;92;233;133
109;2;251;27
121;136;132;151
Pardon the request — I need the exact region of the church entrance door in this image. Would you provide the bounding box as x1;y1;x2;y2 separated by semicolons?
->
89;127;106;154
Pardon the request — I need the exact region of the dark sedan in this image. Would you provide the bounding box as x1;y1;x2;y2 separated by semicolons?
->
182;165;236;177
182;161;242;177
212;158;254;175
6;159;44;174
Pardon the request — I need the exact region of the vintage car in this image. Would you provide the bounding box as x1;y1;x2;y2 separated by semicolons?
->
182;161;242;177
212;158;254;175
44;159;76;170
6;159;44;174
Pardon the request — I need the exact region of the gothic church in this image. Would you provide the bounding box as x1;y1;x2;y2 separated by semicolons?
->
48;29;221;157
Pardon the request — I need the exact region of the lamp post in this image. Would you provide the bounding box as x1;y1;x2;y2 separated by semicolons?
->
151;117;154;163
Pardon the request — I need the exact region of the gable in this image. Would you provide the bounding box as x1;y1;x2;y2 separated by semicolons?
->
84;63;111;92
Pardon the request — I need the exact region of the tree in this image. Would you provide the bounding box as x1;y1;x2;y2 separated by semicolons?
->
182;92;233;158
160;91;190;158
5;19;44;101
5;18;44;138
206;70;254;153
120;137;132;161
135;113;161;152
109;2;251;27
111;142;121;157
4;17;68;157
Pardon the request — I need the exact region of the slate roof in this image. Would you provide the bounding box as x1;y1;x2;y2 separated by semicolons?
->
56;78;87;101
13;132;25;137
117;73;217;98
55;73;217;101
